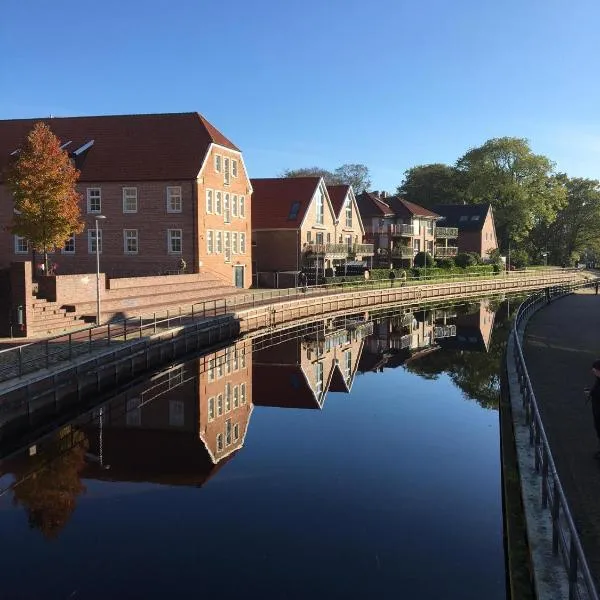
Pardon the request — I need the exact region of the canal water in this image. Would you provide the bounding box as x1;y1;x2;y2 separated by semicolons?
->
0;297;517;600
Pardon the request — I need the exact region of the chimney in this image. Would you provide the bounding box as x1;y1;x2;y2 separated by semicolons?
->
380;191;387;199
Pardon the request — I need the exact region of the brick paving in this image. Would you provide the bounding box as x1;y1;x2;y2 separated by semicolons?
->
524;289;600;587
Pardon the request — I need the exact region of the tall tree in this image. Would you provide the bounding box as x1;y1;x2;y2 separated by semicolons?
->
6;122;84;272
456;137;566;250
397;163;464;208
333;163;371;193
281;166;340;184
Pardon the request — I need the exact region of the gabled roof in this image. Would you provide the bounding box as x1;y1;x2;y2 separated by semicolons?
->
386;196;441;219
252;364;323;409
356;192;440;220
0;112;239;182
432;203;491;231
356;191;394;218
250;177;326;229
327;184;351;216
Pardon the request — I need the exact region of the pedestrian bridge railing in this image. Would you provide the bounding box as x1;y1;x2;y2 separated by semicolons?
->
513;282;599;600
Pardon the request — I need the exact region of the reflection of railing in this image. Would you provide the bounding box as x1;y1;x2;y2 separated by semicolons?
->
435;227;458;238
512;282;599;600
389;224;413;236
435;246;459;257
389;334;411;350
434;325;456;339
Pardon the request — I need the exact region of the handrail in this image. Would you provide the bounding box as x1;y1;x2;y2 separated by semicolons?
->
512;281;600;600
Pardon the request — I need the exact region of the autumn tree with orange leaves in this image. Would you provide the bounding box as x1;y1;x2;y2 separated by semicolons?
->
6;122;84;272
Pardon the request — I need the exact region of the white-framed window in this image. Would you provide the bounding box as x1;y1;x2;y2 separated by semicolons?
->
316;192;324;225
122;187;138;213
232;194;238;217
88;229;102;253
62;235;75;254
233;351;239;371
208;397;215;422
345;197;352;227
169;400;185;427
207;230;214;254
306;231;312;243
215;154;222;173
225;383;232;412
126;397;141;427
233;423;240;441
240;349;246;369
315;362;324;395
87;188;101;213
167;229;182;254
239;196;245;218
215;191;222;215
208;358;216;381
216;433;223;452
232;159;238;178
206;189;214;214
225;419;232;446
217;394;223;416
14;235;28;254
224;193;231;223
216;230;223;254
216;358;223;378
232;232;238;254
224;231;231;262
240;233;246;254
224;157;230;185
240;382;246;404
167;186;182;213
233;385;239;408
123;229;138;254
344;351;352;379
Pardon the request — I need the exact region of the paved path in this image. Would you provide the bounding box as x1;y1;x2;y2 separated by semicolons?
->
524;289;600;587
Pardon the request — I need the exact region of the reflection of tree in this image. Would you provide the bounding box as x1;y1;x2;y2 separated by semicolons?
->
405;300;518;409
12;426;88;538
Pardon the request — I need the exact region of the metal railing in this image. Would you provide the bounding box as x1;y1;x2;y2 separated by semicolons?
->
512;281;599;600
303;243;349;256
353;243;375;256
389;224;414;236
435;246;459;257
391;246;414;258
435;227;459;238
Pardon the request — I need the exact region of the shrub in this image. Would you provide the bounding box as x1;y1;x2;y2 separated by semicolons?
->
414;251;434;267
455;252;478;268
436;257;455;269
509;249;529;269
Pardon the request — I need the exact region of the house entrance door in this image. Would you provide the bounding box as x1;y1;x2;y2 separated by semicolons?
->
234;265;244;288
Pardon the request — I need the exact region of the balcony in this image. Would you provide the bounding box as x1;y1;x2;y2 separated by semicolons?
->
391;246;414;259
434;325;457;339
303;243;349;258
435;246;458;257
389;223;414;237
352;243;375;257
435;226;458;239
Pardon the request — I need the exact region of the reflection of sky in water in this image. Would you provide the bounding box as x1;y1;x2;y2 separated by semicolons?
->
0;300;510;600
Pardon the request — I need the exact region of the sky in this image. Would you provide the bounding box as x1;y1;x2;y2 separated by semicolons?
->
1;0;599;191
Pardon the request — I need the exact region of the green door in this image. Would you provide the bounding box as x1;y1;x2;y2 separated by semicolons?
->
234;266;244;288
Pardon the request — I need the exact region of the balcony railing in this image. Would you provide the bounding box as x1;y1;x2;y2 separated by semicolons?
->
304;243;349;257
435;226;458;238
352;243;374;256
435;246;459;257
434;325;457;339
391;246;414;258
389;224;414;237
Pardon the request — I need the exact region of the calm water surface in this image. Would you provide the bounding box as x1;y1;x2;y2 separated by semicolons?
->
0;298;514;599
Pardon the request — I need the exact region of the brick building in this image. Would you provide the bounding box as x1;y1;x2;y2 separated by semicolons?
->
0;113;252;288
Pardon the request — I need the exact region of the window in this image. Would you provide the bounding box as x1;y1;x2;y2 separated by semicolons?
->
225;419;232;446
87;188;101;213
168;229;182;254
217;394;223;416
307;231;312;243
413;239;420;252
240;350;246;369
459;215;468;222
88;229;102;253
233;351;239;371
208;358;216;381
240;233;246;254
123;187;138;213
216;433;223;452
216;230;223;253
224;232;231;262
471;215;481;221
167;186;182;213
232;195;238;217
344;351;352;379
224;157;230;185
206;189;214;213
233;386;239;408
288;201;300;220
316;192;324;224
426;220;433;234
216;358;223;378
232;232;238;254
224;193;231;223
239;196;245;218
215;191;222;215
14;236;28;254
240;382;246;404
207;230;214;253
232;159;238;177
62;235;75;254
225;383;231;412
215;154;222;173
169;400;185;427
345;198;352;227
315;362;324;395
208;397;215;422
327;233;331;244
169;366;184;388
233;423;240;441
126;397;141;426
123;229;138;254
315;232;323;245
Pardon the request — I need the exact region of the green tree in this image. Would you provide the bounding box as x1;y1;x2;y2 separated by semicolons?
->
333;163;371;193
414;251;434;267
281;166;339;183
456;137;566;251
397;163;464;208
6;122;84;272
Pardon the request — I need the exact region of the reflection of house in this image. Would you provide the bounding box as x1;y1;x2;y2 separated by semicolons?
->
82;340;253;486
253;320;369;409
432;204;498;258
435;300;495;353
356;192;458;267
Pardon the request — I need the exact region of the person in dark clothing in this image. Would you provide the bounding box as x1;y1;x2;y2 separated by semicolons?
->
587;359;600;458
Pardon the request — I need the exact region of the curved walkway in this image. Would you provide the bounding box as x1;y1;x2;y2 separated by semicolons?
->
524;289;600;586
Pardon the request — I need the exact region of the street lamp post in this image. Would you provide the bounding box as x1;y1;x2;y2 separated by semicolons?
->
94;215;106;325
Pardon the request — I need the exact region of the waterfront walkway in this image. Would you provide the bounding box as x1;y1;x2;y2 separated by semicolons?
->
524;289;600;587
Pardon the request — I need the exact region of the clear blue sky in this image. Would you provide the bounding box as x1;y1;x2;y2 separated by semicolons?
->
1;0;599;191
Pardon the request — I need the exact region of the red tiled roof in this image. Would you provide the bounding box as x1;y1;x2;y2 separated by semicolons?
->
0;112;239;182
250;177;321;229
387;196;441;218
327;184;351;217
356;191;394;218
253;363;321;409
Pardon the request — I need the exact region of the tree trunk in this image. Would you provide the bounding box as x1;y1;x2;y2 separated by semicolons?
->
43;248;48;276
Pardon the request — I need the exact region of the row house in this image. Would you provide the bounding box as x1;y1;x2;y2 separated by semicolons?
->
0;112;252;288
356;192;459;267
250;177;373;287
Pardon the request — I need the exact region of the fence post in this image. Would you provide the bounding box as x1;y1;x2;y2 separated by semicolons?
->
107;323;111;346
124;318;127;341
18;345;23;376
88;327;92;353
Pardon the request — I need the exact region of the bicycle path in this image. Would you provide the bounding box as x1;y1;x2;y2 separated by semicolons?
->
524;289;600;587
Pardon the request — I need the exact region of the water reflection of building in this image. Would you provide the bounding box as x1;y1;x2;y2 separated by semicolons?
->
253;318;371;409
82;340;253;487
435;300;495;353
